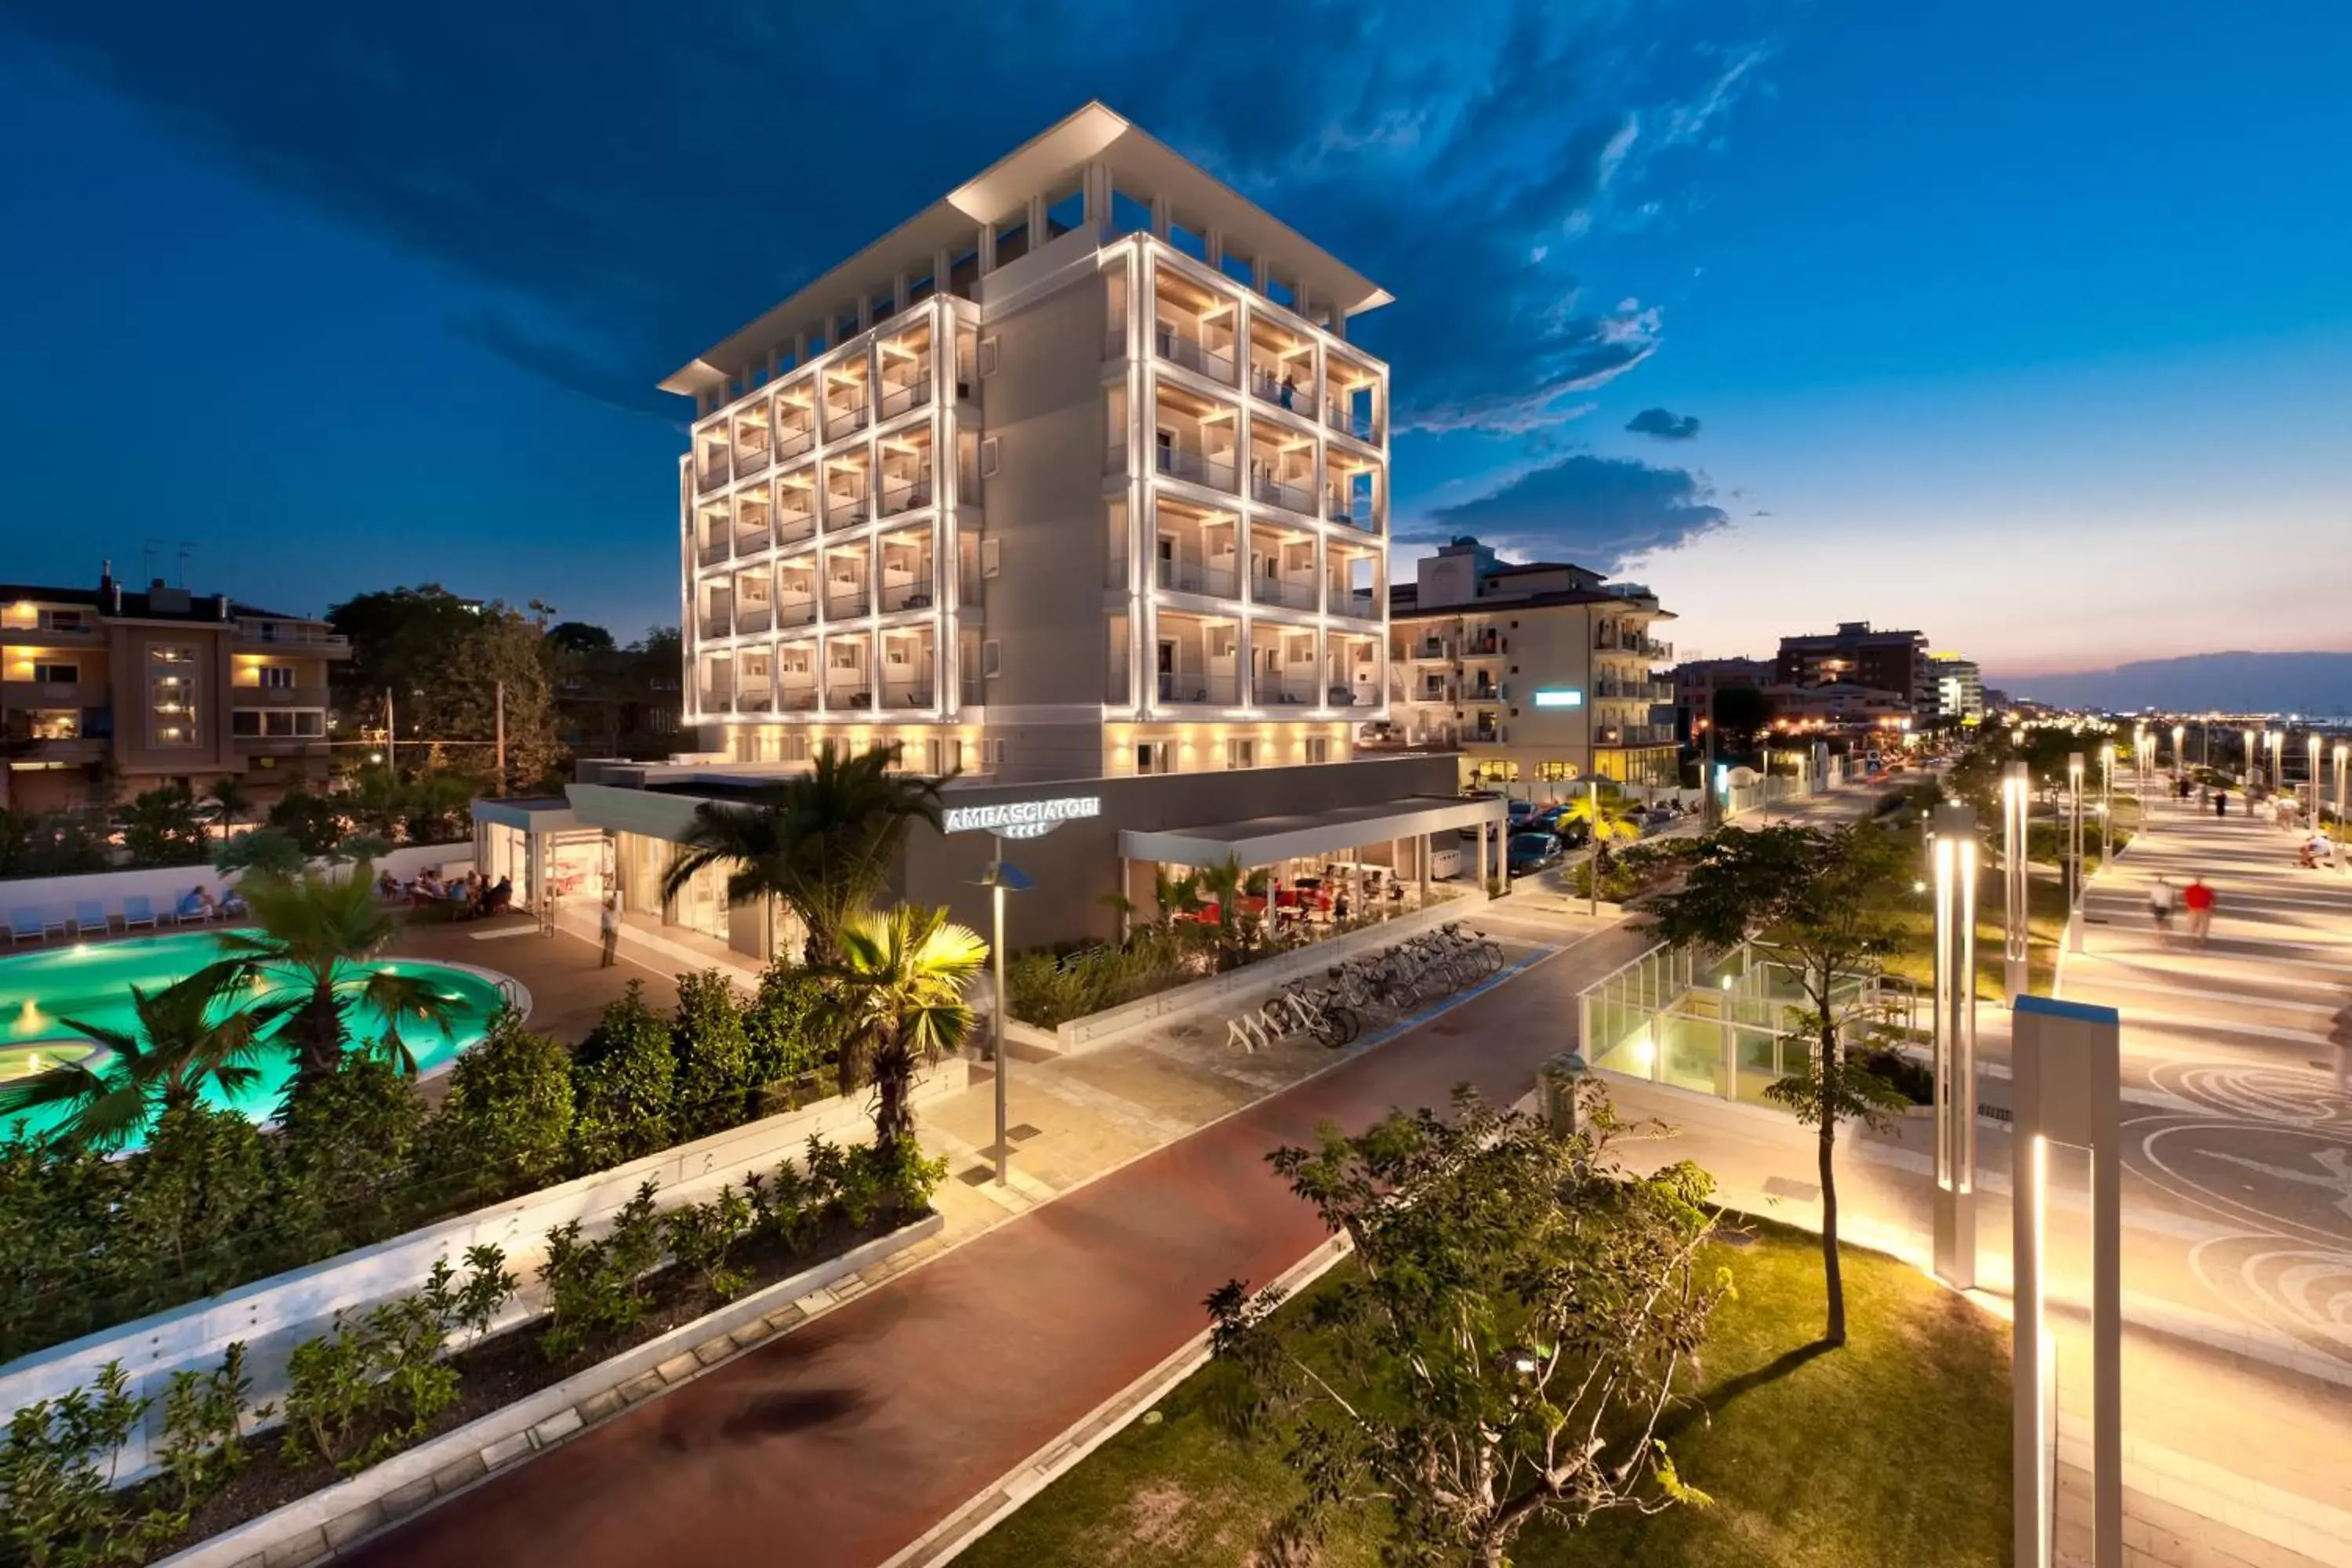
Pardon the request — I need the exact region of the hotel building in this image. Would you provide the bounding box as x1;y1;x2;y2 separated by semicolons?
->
495;104;1501;960
1374;539;1680;792
2;571;347;813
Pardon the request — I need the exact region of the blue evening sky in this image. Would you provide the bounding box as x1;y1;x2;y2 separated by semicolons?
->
2;1;2344;680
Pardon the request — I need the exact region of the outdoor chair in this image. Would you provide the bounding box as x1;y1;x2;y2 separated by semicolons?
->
72;901;114;938
39;907;71;938
7;909;45;946
121;895;162;931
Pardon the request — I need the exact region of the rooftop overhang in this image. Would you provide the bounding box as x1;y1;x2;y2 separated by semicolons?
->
1120;794;1503;871
470;796;583;833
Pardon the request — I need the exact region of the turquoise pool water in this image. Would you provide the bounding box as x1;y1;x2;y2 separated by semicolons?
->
0;930;510;1148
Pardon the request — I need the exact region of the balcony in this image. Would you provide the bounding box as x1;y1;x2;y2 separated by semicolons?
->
697;536;731;568
1595;678;1674;700
1461;631;1504;658
777;688;820;713
1470;720;1506;744
735;603;775;636
826;684;875;711
232;621;348;651
1409;638;1452;661
1247;360;1316;417
826;589;871;621
877;365;933;421
699;611;732;640
823;485;871;532
1327;586;1381;621
1595;630;1675;660
696;451;731;494
1155;445;1236;492
231;683;333;708
2;679;105;709
775;426;815;463
774;507;817;547
1325;489;1375;532
1156;670;1240;705
878;473;934;517
1252;576;1318;612
777;595;817;629
1324;401;1376;442
1326;682;1381;710
699;688;736;715
1465;680;1504;704
1250;473;1318;516
1252;677;1315;706
1155;324;1236;384
881;679;936;710
1595;723;1677;746
1153;557;1238;599
879;576;937;615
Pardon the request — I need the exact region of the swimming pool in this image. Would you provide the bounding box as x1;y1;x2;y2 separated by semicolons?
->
0;930;520;1148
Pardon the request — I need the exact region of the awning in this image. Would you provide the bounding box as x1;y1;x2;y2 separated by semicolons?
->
470;796;581;833
1120;795;1506;870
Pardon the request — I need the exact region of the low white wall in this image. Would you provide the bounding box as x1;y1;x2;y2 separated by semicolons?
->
0;844;474;924
0;1058;968;1483
1048;898;1471;1054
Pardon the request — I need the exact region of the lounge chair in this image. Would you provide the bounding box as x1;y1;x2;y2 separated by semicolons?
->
122;895;162;931
73;901;113;938
39;907;71;939
7;909;44;946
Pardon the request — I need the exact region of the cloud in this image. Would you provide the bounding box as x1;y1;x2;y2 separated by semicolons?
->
1403;454;1730;568
0;1;1769;430
1625;406;1701;441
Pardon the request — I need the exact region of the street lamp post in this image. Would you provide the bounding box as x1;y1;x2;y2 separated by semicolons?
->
2308;733;2323;831
2268;731;2284;803
2335;742;2349;832
2171;724;2185;782
2067;753;2085;953
2003;760;2030;1004
2244;727;2258;789
974;854;1033;1187
1588;776;1602;919
2100;744;2113;869
1930;801;1980;1290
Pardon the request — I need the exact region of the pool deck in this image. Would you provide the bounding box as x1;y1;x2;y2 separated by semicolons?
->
385;914;690;1047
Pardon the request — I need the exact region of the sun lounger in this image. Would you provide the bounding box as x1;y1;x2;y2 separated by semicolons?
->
7;909;45;946
122;895;162;931
73;901;113;938
39;907;71;939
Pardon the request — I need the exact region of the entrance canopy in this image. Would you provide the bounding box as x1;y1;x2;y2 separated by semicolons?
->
1120;795;1504;870
470;796;581;833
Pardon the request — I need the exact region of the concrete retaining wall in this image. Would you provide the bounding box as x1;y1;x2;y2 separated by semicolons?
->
0;1060;968;1482
0;843;474;928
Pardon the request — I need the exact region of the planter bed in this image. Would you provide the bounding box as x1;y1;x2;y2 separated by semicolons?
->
143;1207;938;1566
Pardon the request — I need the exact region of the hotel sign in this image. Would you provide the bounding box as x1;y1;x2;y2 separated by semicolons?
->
1532;688;1584;709
942;795;1102;839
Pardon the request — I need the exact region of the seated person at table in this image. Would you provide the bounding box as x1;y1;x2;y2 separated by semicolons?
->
177;884;219;921
481;875;514;916
377;869;402;898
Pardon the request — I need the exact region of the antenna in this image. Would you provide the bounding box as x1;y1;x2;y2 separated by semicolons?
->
176;541;198;588
141;539;160;583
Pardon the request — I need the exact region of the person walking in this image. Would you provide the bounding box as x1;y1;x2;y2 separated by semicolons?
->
598;893;621;968
2183;876;2216;947
2214;788;2230;818
2148;875;2177;942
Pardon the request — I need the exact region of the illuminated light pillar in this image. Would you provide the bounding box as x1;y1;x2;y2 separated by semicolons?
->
2268;730;2283;801
2066;753;2085;953
2170;723;2184;782
2012;994;2122;1568
2003;761;2031;1004
1930;802;1978;1290
2334;742;2348;832
2309;733;2323;832
2099;745;2113;869
2243;726;2258;788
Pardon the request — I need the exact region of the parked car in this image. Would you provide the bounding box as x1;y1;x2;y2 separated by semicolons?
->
1529;804;1569;833
1507;832;1563;878
1555;819;1592;849
1506;800;1537;827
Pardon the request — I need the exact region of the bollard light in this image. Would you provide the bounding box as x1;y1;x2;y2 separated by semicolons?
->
2002;761;2030;1003
1930;802;1980;1290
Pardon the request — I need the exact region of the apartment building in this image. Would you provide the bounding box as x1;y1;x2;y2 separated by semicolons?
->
1374;539;1680;791
1925;652;1984;723
1774;621;1930;713
521;103;1499;960
1;571;348;813
1671;655;1777;742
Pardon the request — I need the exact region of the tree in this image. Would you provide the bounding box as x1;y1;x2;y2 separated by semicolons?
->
122;782;209;866
1207;1090;1727;1567
221;863;458;1088
215;825;309;880
567;982;677;1174
419;1012;575;1205
1709;684;1777;756
273;1051;426;1255
1643;825;1913;1345
328;586;564;788
207;774;252;837
267;787;346;857
543;622;616;655
670;970;756;1138
662;745;947;965
0;966;292;1152
818;905;984;1152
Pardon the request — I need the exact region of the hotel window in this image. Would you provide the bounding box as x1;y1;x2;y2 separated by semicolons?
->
1225;737;1256;770
235;710;325;739
1538;761;1573;782
148;644;198;746
979;437;1000;477
31;660;77;684
782;733;809;762
982;737;1007;770
260;666;296;689
1134;742;1171;775
924;738;960;775
1305;736;1330;764
27;710;78;740
980;640;1001;678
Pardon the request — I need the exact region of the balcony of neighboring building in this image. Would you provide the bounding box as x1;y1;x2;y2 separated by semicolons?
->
877;528;938;615
876;430;934;519
1152;609;1241;707
229;663;332;708
775;640;820;712
1151;384;1240;495
822;633;873;711
773;473;818;549
695;423;731;494
695;500;732;568
1250;625;1320;707
1325;629;1384;713
1469;715;1508;745
822;452;872;533
732;565;775;637
878;626;938;710
733;484;775;558
732;649;776;714
731;400;772;478
1324;538;1384;622
1245;522;1320;614
1149;499;1242;603
1594;674;1675;702
1403;628;1455;662
822;360;872;444
1595;622;1674;660
2;706;106;764
1458;624;1506;660
1;604;102;644
875;322;935;424
772;383;818;466
230;706;327;753
775;561;819;630
1247;320;1319;424
696;580;734;641
822;545;870;622
230;618;350;655
1151;264;1240;390
1322;352;1385;446
1247;427;1319;521
1595;722;1677;746
1323;454;1382;535
1463;669;1507;705
2;674;106;712
695;652;738;715
1402;669;1457;706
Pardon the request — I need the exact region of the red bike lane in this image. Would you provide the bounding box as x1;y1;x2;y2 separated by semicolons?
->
344;924;1642;1568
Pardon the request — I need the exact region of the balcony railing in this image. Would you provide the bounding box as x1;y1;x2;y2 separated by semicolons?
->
1324;400;1376;441
826;492;870;529
1328;588;1380;620
698;537;731;567
1253;677;1315;706
826;590;871;620
699;691;735;714
1595;679;1674;700
1154;325;1236;384
697;456;730;493
777;597;817;628
1595;631;1675;659
234;621;348;648
879;578;937;614
1327;683;1380;709
698;613;731;640
735;687;774;711
734;524;771;557
775;511;817;546
775;427;815;463
1157;670;1239;705
1410;640;1451;660
827;685;875;710
878;475;933;516
826;401;869;440
1461;633;1504;657
1253;577;1318;611
1155;445;1236;492
1251;474;1317;514
1466;681;1504;703
1471;724;1505;744
882;680;936;710
1595;724;1677;746
1249;364;1312;413
877;369;932;419
735;604;774;635
778;688;819;712
1153;559;1237;598
734;440;771;475
1326;492;1375;530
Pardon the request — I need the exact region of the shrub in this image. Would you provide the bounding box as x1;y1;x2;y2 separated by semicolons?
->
537;1181;665;1361
1860;1047;1934;1106
743;965;835;1090
1005;933;1189;1028
421;1012;575;1207
107;1102;271;1319
122;782;209;868
567;983;677;1175
266;789;344;857
670;971;755;1139
158;1342;265;1511
0;1361;172;1566
273;1051;426;1258
281;1247;515;1473
661;1184;755;1301
0;1135;124;1363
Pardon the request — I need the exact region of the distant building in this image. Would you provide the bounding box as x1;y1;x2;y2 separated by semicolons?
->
1377;537;1679;789
1672;655;1777;743
2;569;348;813
1925;653;1984;722
1764;682;1912;726
1775;621;1930;713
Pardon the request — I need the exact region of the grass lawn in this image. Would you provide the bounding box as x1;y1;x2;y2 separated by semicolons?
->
960;1221;2011;1568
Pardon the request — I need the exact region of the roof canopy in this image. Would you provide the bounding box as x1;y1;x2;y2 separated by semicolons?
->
1120;796;1503;870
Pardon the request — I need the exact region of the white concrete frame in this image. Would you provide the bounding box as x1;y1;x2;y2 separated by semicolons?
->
1929;800;1978;1290
2010;993;2122;1568
2003;760;2030;1003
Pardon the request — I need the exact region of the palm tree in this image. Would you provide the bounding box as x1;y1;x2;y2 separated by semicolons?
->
1195;855;1249;956
207;775;252;844
818;905;985;1149
662;746;947;965
220;861;459;1085
0;965;293;1149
